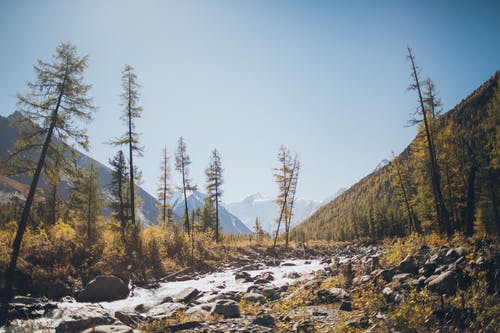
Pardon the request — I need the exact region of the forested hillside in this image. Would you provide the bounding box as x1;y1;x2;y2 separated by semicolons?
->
291;72;499;242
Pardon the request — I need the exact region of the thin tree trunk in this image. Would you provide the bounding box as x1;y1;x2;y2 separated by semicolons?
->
464;165;477;236
215;179;219;243
408;49;451;236
273;163;295;248
50;183;57;225
394;156;420;233
181;160;190;235
87;165;93;241
128;73;136;227
118;171;125;236
163;149;167;226
487;169;499;232
5;68;67;295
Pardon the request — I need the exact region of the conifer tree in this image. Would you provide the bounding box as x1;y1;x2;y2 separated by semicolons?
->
205;149;224;242
391;151;420;233
70;162;102;243
108;150;129;234
111;65;143;228
4;43;95;294
201;196;215;232
157;147;173;226
175;137;196;235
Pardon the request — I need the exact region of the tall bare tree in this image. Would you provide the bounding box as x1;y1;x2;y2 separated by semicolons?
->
3;43;95;295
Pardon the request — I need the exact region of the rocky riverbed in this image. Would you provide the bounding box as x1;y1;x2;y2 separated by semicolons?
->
1;241;498;332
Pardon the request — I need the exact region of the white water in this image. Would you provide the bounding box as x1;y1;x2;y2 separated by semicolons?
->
1;259;325;332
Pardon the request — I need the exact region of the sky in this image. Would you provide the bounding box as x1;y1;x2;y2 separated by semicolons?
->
0;0;499;203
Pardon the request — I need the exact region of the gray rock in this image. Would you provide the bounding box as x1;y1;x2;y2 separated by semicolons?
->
252;313;275;327
317;287;350;304
427;270;458;295
281;262;297;266
81;325;135;333
423;259;438;277
262;286;279;298
210;299;240;318
185;303;213;319
339;300;352;311
173;287;200;303
76;275;129;303
445;247;468;262
55;305;115;333
114;310;143;327
372;268;393;283
146;302;185;320
235;271;253;283
398;255;418;275
392;273;412;283
243;292;267;304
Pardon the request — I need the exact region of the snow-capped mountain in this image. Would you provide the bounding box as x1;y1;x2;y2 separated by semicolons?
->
223;192;343;235
171;190;252;234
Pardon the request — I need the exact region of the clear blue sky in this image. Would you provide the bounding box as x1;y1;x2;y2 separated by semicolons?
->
0;0;499;202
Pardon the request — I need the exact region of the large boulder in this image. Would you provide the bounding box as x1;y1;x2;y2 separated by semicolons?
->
398;255;418;275
77;275;129;303
427;270;458;295
55;305;115;333
243;292;267;304
146;302;185;320
173;287;200;303
210;299;240;318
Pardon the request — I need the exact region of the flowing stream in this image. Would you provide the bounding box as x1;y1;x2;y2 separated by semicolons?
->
1;259;325;332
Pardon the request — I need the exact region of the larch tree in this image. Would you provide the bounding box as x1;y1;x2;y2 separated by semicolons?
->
108;150;129;235
391;151;420;234
407;47;451;236
175;137;197;235
111;65;143;228
157;147;173;227
284;158;299;248
205;149;224;242
273;145;297;248
4;42;95;295
69;162;102;243
201;196;215;232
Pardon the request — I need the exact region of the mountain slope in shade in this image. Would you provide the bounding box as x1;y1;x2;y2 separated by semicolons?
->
0;112;159;226
223;191;344;235
171;190;252;234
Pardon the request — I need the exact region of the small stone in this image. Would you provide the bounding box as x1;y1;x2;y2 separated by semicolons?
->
339;300;352;311
252;313;276;327
81;325;135;333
